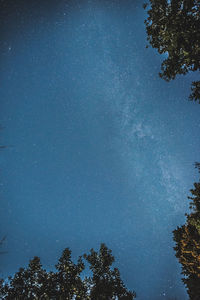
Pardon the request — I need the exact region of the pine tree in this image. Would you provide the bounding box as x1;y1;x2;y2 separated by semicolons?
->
173;165;200;299
84;243;136;299
54;248;87;299
1;256;49;299
0;244;136;299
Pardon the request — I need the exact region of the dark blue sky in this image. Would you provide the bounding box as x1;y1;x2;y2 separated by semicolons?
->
0;0;200;299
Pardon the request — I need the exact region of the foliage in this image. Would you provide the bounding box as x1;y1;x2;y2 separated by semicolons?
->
173;166;200;299
84;243;136;300
0;244;136;299
144;0;200;102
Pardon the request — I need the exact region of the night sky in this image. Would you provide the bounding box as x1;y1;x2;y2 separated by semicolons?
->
0;0;200;299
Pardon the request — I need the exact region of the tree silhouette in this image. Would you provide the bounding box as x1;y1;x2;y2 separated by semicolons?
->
0;244;136;299
173;165;200;299
144;0;200;102
54;248;87;299
0;256;49;299
84;243;136;299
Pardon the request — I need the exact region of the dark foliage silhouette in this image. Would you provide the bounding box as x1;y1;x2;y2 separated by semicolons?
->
0;243;136;299
173;164;200;299
144;0;200;102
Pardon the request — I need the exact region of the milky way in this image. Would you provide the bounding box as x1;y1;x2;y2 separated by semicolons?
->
0;0;200;299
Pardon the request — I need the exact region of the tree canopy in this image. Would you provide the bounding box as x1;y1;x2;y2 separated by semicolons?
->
173;164;200;299
0;243;136;299
144;0;200;102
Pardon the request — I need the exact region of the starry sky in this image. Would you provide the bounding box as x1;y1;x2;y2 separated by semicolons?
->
0;0;200;299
